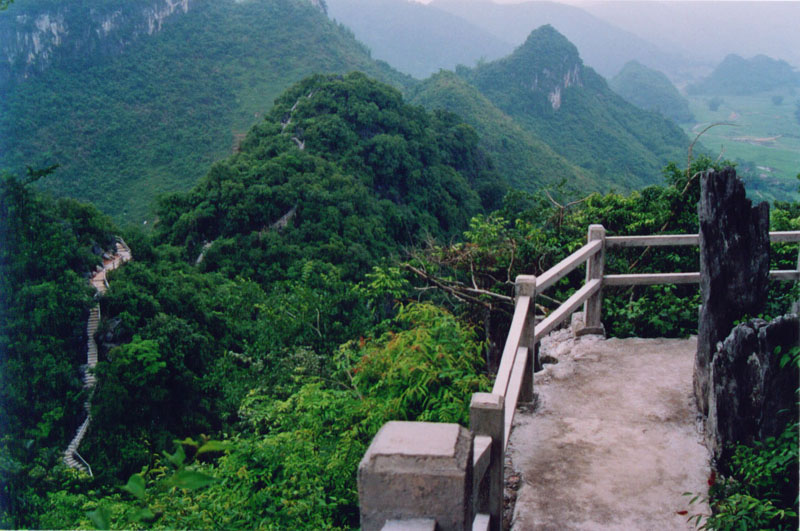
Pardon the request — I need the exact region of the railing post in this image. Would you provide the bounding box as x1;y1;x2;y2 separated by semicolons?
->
470;393;505;531
580;224;606;336
515;275;537;402
358;421;473;531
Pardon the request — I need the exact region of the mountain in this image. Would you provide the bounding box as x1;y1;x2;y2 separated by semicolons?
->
610;61;693;123
0;0;411;224
460;26;689;190
430;0;692;80
0;0;191;84
409;70;594;194
326;0;513;79
687;54;800;96
582;1;800;76
156;71;503;279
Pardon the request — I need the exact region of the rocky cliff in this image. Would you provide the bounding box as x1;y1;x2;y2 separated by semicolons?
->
0;0;191;82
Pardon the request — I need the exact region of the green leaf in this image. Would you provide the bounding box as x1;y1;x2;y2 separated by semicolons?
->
169;469;218;490
87;505;111;530
174;436;199;448
163;444;186;468
135;506;158;522
197;440;231;455
121;473;146;499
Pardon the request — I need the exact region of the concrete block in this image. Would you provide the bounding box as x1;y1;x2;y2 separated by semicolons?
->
359;421;474;531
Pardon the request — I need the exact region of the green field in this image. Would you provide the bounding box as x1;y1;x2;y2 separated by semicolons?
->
684;89;800;202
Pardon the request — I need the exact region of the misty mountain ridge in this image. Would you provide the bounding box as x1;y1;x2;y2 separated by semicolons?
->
429;0;693;80
458;25;688;189
325;0;513;79
610;61;693;124
409;69;595;195
688;53;800;96
581;1;800;74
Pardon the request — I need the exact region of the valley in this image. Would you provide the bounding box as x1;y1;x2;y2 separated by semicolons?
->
684;90;800;201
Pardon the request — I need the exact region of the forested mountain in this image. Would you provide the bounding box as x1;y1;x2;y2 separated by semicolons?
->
458;26;689;189
156;72;504;281
687;53;800;96
0;0;411;224
3;68;798;529
0;0;191;83
610;61;693;123
326;0;513;79
430;0;690;79
1;72;499;528
409;70;595;194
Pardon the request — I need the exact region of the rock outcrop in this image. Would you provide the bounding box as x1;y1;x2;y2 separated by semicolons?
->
695;167;770;415
706;315;799;466
1;0;192;82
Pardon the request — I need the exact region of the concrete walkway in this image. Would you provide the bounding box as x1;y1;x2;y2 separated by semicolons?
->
509;332;710;530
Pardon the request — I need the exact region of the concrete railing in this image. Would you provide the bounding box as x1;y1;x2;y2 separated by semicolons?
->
358;226;800;531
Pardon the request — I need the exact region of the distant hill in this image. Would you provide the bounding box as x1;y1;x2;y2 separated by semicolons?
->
582;1;800;77
688;54;800;96
610;61;693;123
326;0;513;79
460;26;689;189
0;0;411;224
409;70;594;194
430;0;690;80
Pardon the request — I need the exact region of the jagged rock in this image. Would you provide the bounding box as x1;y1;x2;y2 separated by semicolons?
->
695;167;770;415
706;315;799;466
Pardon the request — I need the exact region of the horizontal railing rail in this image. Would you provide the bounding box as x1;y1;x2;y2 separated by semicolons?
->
358;226;800;531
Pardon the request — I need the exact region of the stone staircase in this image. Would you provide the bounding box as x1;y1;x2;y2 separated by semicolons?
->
63;239;132;474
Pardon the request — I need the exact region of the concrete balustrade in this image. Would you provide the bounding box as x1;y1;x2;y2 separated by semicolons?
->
358;421;473;531
357;227;800;530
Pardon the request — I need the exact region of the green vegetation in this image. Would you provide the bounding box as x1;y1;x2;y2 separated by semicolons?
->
610;60;693;123
0;72;498;528
683;91;800;202
409;70;594;196
0;0;411;224
0;171;113;525
1;7;701;227
688;54;800;96
461;26;689;191
3;64;798;529
696;423;798;530
689;343;800;530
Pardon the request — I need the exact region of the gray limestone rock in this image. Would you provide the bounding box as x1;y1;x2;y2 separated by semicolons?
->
695;167;770;415
706;315;799;466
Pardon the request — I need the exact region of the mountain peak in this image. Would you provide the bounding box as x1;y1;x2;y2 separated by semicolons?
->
478;24;584;111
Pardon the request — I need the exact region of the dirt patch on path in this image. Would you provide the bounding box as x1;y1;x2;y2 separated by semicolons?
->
508;332;710;530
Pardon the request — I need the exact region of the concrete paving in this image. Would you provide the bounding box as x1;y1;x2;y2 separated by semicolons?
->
509;332;710;530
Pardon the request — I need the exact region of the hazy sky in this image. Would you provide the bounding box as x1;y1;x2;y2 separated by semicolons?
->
408;0;800;68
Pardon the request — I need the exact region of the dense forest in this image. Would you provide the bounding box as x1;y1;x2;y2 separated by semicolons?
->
1;0;798;529
1;2;700;224
2;70;798;529
0;0;411;223
460;25;689;190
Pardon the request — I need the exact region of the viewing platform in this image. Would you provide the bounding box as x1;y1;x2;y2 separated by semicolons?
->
508;332;708;530
357;224;800;530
